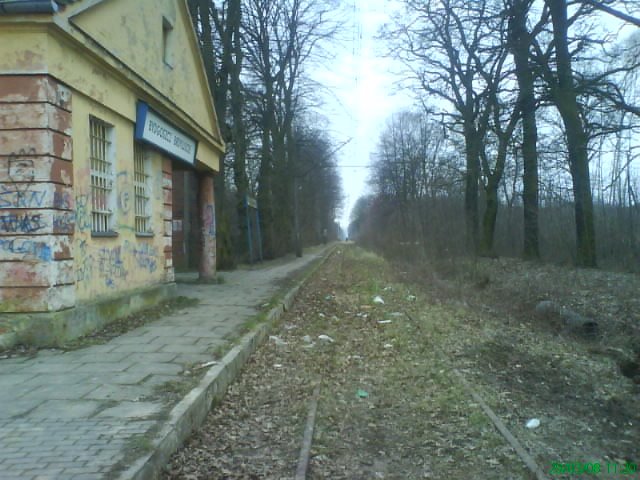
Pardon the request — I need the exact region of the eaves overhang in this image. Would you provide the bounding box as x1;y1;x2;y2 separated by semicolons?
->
0;0;57;14
0;0;80;14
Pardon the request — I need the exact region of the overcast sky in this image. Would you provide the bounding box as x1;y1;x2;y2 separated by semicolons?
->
313;0;412;231
314;1;638;232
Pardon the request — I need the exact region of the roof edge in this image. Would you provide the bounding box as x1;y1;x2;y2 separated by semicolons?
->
0;1;58;14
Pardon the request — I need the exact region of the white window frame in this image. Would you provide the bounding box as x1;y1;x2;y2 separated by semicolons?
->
90;116;116;235
134;142;152;235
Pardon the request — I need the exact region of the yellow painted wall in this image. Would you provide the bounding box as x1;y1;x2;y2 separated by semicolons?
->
0;2;224;303
72;94;167;302
0;2;223;171
68;0;221;159
0;27;48;73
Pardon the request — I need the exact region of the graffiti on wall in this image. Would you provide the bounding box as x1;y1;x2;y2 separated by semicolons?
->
0;237;51;261
74;170;135;233
0;213;46;234
127;240;158;273
52;211;75;233
97;246;127;288
75;240;93;283
0;184;71;209
204;204;215;237
1;148;74;237
1;148;73;210
0;184;47;209
76;254;94;283
116;171;131;214
7;154;36;183
53;190;73;210
76;243;132;288
75;239;160;290
74;194;92;232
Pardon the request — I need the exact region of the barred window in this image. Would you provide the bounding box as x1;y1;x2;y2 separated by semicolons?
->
134;143;152;234
90;117;115;234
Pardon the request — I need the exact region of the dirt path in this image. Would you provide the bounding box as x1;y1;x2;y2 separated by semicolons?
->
163;246;639;480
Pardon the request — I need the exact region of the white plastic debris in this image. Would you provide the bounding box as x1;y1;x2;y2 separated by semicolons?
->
273;363;283;368
378;320;392;325
383;343;393;349
407;295;417;301
373;296;385;304
269;335;287;346
526;418;541;429
319;313;326;318
194;360;218;370
302;335;313;344
318;334;334;343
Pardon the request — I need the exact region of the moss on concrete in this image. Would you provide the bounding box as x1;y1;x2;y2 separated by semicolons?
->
0;283;177;350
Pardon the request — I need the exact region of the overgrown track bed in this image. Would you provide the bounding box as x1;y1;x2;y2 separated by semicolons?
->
163;245;639;479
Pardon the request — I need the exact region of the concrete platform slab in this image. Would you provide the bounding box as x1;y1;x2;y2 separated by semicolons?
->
0;245;333;479
29;400;102;420
95;402;163;419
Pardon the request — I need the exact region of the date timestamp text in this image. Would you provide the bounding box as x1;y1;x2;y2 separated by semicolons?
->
550;461;638;478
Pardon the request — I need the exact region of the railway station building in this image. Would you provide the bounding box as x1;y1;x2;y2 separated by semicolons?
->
0;0;224;346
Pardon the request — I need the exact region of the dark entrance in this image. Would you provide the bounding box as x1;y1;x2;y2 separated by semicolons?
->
171;168;201;271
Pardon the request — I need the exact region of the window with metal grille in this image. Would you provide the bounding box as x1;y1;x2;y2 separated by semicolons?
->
90;117;115;234
134;143;152;234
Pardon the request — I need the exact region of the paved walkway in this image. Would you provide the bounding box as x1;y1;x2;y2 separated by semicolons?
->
0;247;329;480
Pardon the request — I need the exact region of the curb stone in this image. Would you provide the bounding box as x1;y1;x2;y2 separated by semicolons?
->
119;246;337;480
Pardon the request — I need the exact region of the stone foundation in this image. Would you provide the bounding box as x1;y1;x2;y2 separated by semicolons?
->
0;282;176;349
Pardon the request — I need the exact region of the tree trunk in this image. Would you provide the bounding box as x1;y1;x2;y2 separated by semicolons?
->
480;183;498;256
547;0;597;267
270;124;293;256
508;0;540;260
258;110;275;259
464;116;480;254
479;128;513;256
286;125;302;257
227;0;249;258
188;0;235;269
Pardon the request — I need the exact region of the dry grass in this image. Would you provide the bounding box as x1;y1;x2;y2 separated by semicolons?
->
163;246;640;479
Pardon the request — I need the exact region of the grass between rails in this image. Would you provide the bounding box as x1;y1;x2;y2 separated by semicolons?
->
305;247;532;479
398;254;639;476
163;244;640;479
164;246;537;479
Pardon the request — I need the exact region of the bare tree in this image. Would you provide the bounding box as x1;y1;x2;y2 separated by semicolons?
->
504;0;547;259
543;0;599;266
529;0;640;266
390;0;518;255
293;125;344;245
368;111;465;257
242;0;339;257
188;0;238;267
479;76;520;256
224;0;250;259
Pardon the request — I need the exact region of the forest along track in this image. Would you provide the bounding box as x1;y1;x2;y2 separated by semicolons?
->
164;245;639;480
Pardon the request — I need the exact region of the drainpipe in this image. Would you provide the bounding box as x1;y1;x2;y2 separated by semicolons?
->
0;1;58;14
